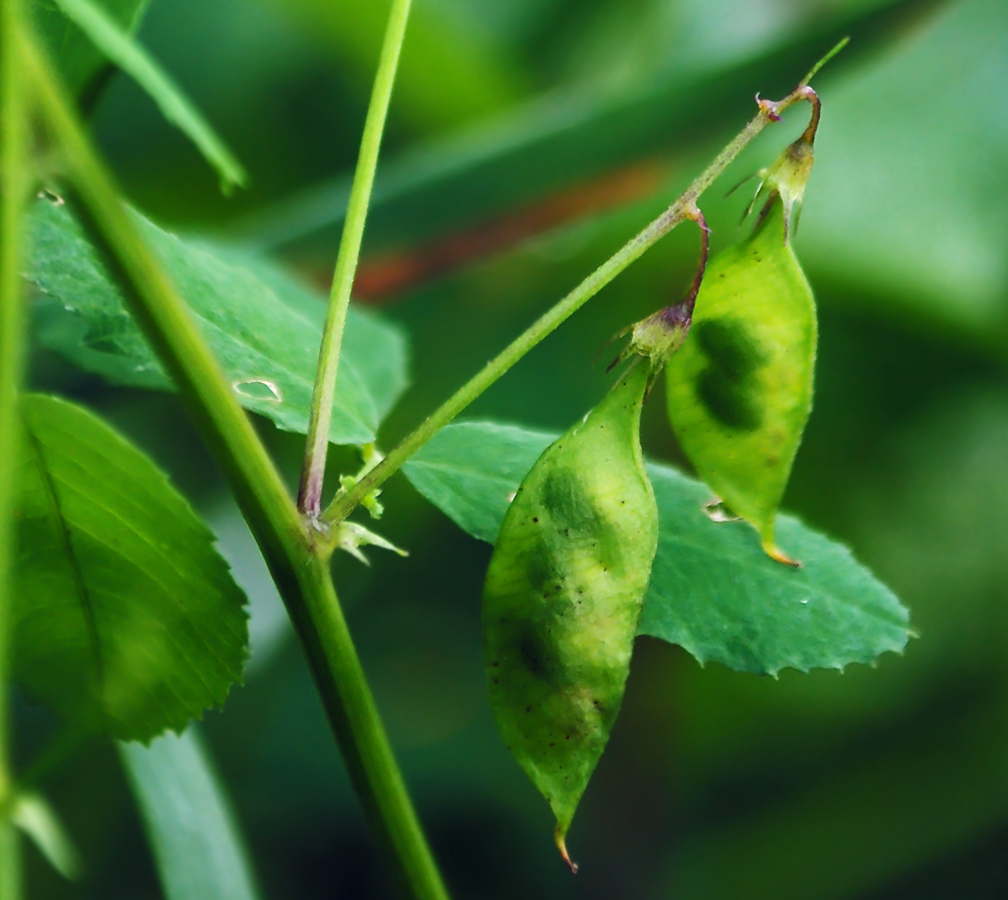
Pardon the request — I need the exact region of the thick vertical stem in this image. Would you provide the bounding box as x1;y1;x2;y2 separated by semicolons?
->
20;26;447;900
0;6;30;898
298;0;412;516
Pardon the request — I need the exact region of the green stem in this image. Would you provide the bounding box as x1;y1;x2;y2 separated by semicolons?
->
0;5;29;897
298;0;413;517
20;27;447;900
320;83;817;535
0;824;19;900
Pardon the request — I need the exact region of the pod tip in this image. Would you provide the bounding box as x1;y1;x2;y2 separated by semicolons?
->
763;540;801;568
555;828;579;874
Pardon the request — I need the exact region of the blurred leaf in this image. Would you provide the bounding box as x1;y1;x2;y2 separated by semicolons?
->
666;697;1008;900
12;394;248;743
802;0;1008;356
53;0;246;190
29;0;150;98
26;197;409;446
403;420;909;675
10;792;81;880
241;0;941;256
269;0;524;131
119;728;261;900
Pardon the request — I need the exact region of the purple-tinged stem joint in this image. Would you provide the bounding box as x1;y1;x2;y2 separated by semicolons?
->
749;86;821;241
608;204;710;381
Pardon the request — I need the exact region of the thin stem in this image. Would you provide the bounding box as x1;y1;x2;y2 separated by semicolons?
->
320;83;816;535
298;0;413;517
678;205;710;319
0;5;29;897
21;28;447;900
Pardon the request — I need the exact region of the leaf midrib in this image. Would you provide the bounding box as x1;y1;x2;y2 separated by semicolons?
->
24;421;107;718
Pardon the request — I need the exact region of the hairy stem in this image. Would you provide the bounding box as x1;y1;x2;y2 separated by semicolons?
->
298;0;413;517
21;26;447;900
320;82;818;535
0;5;29;897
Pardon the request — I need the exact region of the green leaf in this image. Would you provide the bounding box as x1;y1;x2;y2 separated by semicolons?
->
26;197;409;447
403;420;909;676
482;364;657;865
29;0;151;99
119;728;261;900
52;0;246;191
665;201;816;563
12;394;248;742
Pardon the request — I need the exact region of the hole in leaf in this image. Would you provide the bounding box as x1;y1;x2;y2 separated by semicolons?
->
38;189;65;206
232;379;283;403
703;498;742;523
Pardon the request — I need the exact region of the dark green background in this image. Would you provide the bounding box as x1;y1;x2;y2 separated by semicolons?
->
18;0;1008;897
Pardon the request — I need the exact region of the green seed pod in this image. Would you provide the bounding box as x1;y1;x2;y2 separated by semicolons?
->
482;361;658;871
665;200;816;564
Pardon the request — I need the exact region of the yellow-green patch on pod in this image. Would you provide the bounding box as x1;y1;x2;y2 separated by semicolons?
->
665;199;816;564
482;361;658;871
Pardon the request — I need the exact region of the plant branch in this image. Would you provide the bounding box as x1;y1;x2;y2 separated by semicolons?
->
20;26;448;900
0;5;30;896
320;81;819;535
298;0;413;517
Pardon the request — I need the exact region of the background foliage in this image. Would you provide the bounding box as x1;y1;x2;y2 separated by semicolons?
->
15;0;1008;897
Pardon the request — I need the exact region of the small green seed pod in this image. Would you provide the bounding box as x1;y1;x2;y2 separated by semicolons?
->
665;200;816;564
482;361;658;871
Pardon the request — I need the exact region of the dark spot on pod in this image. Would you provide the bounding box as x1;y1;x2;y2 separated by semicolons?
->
532;517;539;523
695;318;766;380
549;742;556;748
694;318;767;431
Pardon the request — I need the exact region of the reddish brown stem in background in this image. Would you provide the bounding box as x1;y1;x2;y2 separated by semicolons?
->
349;161;668;302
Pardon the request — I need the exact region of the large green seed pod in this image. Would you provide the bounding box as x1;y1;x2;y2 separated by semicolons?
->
665;200;816;564
482;361;658;870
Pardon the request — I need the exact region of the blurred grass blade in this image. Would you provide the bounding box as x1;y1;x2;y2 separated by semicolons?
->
120;729;261;900
52;0;246;191
29;0;151;101
238;0;943;258
10;792;80;880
